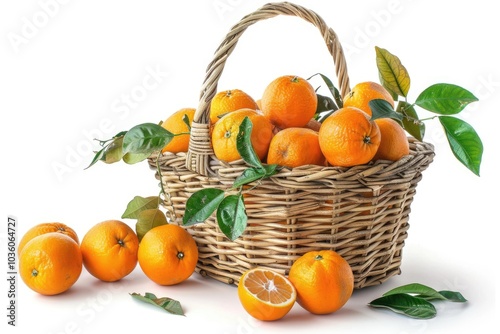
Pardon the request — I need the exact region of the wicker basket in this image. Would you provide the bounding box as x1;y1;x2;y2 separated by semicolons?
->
148;1;435;289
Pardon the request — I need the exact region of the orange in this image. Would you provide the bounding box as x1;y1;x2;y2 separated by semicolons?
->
211;108;274;163
18;222;79;256
343;81;395;116
267;127;325;168
80;220;139;282
161;108;195;153
288;250;354;315
138;224;198;285
372;118;410;161
318;107;381;167
210;89;258;124
261;75;317;129
256;99;262;111
305;118;321;132
238;268;296;321
20;232;82;295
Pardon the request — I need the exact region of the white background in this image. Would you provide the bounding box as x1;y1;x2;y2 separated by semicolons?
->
1;0;498;333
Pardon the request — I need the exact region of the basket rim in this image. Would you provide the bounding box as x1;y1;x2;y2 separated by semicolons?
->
152;136;435;184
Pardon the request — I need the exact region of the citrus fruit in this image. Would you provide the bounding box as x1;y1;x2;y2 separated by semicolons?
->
210;89;258;124
267;127;325;168
261;75;317;129
238;268;296;321
372;118;410;161
343;81;395;116
138;224;198;285
256;99;262;111
20;232;82;295
318;106;381;167
18;222;79;256
211;108;274;163
161;108;195;153
288;250;354;315
80;220;139;282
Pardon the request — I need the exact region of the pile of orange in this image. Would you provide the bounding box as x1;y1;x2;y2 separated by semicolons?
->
19;220;199;296
160;76;409;168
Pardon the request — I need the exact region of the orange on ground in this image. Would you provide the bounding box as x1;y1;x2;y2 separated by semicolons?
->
318;107;381;167
161;108;195;154
261;75;317;129
138;224;198;286
20;232;82;295
210;89;258;124
267;127;325;168
18;222;79;256
211;108;274;163
343;81;395;116
80;220;139;282
238;268;296;321
288;250;354;315
372;118;410;161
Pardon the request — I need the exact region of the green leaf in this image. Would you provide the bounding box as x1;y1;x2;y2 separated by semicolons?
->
130;292;184;316
85;131;129;169
183;188;225;226
369;293;437;319
436;290;467;303
112;130;129;138
383;283;446;301
182;113;192;131
415;83;478;114
439;116;483;176
237;117;263;168
397;101;425;141
122;123;173;156
135;209;168;242
308;73;344;110
369;99;403;123
122;151;152;164
316;94;337;114
233;164;279;188
122;196;160;219
86;146;107;170
233;167;266;188
375;46;411;98
216;194;247;241
309;73;343;109
102;136;124;164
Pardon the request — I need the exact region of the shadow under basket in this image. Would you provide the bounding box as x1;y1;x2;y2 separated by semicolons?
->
147;2;435;289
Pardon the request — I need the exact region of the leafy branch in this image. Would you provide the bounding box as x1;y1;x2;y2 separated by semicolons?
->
311;47;484;176
183;117;280;241
308;72;343;123
130;292;185;316
85;121;183;240
368;283;467;319
86;115;278;241
371;46;483;176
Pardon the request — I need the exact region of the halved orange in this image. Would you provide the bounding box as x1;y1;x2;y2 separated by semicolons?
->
237;268;296;321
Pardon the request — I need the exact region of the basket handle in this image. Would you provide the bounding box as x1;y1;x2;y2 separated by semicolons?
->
186;1;351;175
